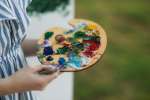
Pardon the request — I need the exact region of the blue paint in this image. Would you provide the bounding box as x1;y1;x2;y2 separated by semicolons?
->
58;57;66;65
67;53;82;68
43;46;54;56
75;22;87;30
46;56;53;61
64;29;75;34
81;56;89;65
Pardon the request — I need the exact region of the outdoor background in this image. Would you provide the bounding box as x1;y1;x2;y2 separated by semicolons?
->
75;0;150;100
28;0;150;100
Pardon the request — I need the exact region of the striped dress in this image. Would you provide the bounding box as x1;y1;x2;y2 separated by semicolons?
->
0;0;36;100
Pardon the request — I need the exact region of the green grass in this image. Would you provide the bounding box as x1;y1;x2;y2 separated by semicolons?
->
74;0;150;100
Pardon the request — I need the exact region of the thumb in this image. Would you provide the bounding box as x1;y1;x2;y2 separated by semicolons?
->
43;70;60;82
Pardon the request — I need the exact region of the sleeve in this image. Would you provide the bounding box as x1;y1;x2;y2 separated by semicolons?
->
20;0;32;10
0;0;17;21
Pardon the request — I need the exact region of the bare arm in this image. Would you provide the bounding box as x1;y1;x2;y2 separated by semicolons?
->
0;65;59;96
0;78;12;95
22;39;39;57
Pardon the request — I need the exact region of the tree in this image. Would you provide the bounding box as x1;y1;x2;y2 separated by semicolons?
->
27;0;69;13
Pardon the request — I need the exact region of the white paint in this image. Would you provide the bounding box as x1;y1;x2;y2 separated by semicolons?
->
26;0;74;100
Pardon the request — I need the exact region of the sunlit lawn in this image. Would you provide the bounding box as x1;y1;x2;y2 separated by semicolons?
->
75;0;150;100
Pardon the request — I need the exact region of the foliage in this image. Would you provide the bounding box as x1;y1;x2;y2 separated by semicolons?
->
75;0;150;100
27;0;69;13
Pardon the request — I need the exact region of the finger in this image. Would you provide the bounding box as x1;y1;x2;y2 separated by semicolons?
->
44;70;60;82
31;65;49;73
38;65;58;75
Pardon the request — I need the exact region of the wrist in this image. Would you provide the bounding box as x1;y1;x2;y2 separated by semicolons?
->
35;39;40;52
22;39;39;56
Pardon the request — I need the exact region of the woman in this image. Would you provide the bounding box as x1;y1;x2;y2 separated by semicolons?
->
0;0;60;99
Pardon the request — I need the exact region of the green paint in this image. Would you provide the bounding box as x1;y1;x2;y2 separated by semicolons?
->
56;46;69;54
27;0;69;13
74;31;86;39
46;56;54;61
44;32;54;39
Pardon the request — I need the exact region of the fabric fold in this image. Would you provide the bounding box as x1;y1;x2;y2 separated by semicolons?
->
0;0;17;21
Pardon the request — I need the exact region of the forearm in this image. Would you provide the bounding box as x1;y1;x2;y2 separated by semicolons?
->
0;65;60;96
0;78;14;96
22;39;39;57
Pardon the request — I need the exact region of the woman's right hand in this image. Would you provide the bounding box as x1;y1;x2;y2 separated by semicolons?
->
0;65;60;95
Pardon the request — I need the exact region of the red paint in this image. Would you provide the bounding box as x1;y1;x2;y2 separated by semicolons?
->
82;51;94;57
55;35;65;43
82;40;100;57
83;40;100;51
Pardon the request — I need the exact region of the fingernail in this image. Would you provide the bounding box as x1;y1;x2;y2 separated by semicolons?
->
48;65;60;71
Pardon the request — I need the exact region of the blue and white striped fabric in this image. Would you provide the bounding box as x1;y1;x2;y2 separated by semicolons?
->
0;0;36;100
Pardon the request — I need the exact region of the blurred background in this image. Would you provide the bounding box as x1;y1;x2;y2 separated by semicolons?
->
28;0;150;100
75;0;150;100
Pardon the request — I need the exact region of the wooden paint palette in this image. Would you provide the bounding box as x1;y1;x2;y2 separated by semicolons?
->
37;19;107;72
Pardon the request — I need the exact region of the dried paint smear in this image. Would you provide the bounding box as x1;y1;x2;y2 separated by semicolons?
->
37;22;101;70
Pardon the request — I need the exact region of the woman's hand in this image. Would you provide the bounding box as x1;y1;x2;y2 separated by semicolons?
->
0;65;60;95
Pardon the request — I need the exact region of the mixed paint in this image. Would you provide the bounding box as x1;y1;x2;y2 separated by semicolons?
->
37;22;101;70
